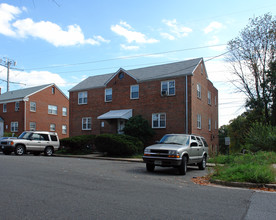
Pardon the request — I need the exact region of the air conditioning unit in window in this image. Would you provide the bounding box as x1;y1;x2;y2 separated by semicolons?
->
161;90;168;96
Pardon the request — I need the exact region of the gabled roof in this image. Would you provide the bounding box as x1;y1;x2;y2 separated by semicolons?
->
0;84;53;103
69;57;203;92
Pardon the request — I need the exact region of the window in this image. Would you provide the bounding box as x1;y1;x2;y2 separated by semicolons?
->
197;84;201;99
30;102;36;112
105;88;112;102
152;113;166;128
15;102;19;111
215;96;217;106
215;120;217;130
201;63;203;74
52;87;55;94
208;118;211;131
50;124;56;131
11;122;18;132
62;125;67;134
161;80;175;96
208;91;211;105
78;91;87;104
30;122;36;131
50;135;58;141
130;85;139;99
3;103;7;113
197;114;201;129
48;105;57;115
62;107;67;116
82;117;91;130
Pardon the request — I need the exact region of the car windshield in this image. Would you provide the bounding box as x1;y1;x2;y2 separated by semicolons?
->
159;135;190;145
18;132;32;139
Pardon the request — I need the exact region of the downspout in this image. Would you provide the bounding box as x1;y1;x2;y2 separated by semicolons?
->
24;100;26;131
185;75;188;134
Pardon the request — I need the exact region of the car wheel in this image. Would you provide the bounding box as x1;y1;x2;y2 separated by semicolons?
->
33;152;40;156
178;156;187;175
44;147;53;156
3;150;11;155
15;145;25;156
198;155;207;170
146;163;155;172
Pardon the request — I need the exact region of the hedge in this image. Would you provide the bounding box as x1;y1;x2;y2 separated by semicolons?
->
60;135;96;152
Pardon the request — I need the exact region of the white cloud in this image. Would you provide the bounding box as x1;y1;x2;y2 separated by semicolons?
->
161;19;192;39
0;3;109;47
207;36;227;51
111;21;159;44
120;44;139;50
204;21;223;34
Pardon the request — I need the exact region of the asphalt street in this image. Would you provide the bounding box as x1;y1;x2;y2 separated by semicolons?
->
0;154;275;220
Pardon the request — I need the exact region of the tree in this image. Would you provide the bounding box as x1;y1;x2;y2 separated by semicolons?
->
226;13;276;124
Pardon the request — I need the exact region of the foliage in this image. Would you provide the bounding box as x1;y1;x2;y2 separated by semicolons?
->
226;13;276;125
218;125;230;154
243;123;276;152
60;135;96;153
123;115;155;144
3;132;18;137
95;134;143;156
211;151;276;184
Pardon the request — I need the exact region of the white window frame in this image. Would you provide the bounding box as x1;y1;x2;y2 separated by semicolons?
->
208;91;211;105
30;122;36;131
208;118;211;131
197;84;201;99
3;103;7;113
11;122;18;132
82;117;92;130
30;102;36;112
15;102;19;111
78;91;87;105
62;107;67;116
161;80;175;96
197;114;202;129
48;105;58;115
130;85;139;99
62;125;67;134
105;88;112;102
50;123;56;131
152;113;166;129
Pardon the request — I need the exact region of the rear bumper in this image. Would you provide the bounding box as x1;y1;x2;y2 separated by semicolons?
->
143;156;182;167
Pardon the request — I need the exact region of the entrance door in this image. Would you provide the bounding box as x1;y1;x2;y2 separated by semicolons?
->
117;119;126;134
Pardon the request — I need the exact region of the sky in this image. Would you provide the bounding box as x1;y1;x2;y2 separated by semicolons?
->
0;0;275;126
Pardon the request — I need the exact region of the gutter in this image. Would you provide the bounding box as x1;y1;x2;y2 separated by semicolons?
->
185;75;188;133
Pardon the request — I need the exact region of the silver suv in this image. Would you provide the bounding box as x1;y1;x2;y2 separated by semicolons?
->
143;134;208;175
1;131;60;156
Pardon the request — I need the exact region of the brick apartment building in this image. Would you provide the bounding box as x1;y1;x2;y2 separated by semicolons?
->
0;84;69;138
69;58;219;151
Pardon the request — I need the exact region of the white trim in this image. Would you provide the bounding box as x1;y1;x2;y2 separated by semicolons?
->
82;117;92;130
105;88;112;102
130;85;139;99
152;113;166;129
161;80;175;96
78;91;88;105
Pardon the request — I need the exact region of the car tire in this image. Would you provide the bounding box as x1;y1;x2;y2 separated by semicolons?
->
198;155;207;170
33;152;40;156
3;150;11;155
178;156;187;175
44;147;53;156
146;163;155;172
15;145;25;156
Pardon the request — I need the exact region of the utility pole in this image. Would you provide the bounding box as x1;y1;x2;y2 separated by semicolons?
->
0;57;17;92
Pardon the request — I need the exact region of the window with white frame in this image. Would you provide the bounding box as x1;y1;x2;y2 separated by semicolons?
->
105;88;112;102
208;91;211;105
130;85;139;99
15;102;19;111
11;122;18;132
30;102;36;112
161;80;175;96
78;91;87;104
197;84;201;99
152;113;166;128
62;125;67;134
197;114;201;129
50;123;56;131
62;107;67;116
30;122;36;131
82;117;91;130
48;105;57;115
208;118;211;131
3;103;7;113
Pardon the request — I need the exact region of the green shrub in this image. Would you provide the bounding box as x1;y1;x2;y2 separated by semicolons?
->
3;132;18;137
95;134;143;156
60;135;96;153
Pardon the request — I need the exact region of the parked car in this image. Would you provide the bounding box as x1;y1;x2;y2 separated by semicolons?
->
142;134;208;175
1;131;60;156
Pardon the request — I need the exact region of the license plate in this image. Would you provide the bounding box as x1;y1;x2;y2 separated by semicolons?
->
154;160;162;165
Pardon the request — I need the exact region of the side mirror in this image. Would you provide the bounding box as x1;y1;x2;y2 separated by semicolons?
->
191;142;198;147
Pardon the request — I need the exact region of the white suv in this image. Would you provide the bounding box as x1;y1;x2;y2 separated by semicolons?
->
1;131;60;156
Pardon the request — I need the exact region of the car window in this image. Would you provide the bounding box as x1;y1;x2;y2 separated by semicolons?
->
39;134;49;141
201;138;208;147
160;134;189;145
31;133;41;140
196;137;203;146
191;136;196;140
50;135;58;142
